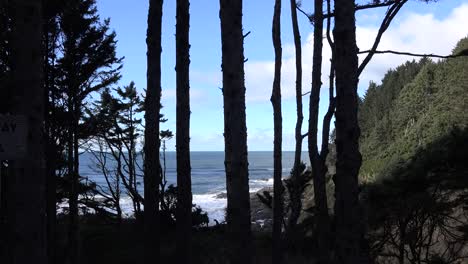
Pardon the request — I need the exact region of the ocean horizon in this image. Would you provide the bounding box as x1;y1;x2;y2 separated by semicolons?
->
80;151;309;224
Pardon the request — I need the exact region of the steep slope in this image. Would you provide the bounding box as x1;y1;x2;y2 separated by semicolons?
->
359;37;468;180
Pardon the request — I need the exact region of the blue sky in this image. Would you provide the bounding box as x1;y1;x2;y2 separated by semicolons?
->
95;0;468;151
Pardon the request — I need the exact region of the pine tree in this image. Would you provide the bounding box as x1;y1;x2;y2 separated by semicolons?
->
308;0;332;262
333;1;365;263
10;0;47;263
175;0;192;262
271;0;283;262
56;0;122;262
288;0;304;233
219;0;252;262
144;0;163;262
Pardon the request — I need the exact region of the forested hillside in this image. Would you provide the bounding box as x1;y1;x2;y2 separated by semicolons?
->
359;37;468;181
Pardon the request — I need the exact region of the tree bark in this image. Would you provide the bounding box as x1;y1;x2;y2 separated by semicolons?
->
271;0;283;263
43;13;57;264
66;81;79;264
308;0;331;262
219;0;252;263
288;0;304;232
10;0;47;263
144;0;163;263
333;0;365;263
175;0;192;263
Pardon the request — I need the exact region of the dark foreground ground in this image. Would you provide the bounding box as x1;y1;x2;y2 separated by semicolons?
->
54;216;314;264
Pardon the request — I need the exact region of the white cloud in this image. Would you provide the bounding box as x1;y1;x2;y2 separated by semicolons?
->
244;3;468;102
357;3;468;89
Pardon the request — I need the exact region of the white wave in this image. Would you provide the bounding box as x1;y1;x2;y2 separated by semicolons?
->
193;193;227;225
249;178;274;193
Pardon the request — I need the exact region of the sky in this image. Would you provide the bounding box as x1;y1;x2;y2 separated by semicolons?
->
95;0;468;151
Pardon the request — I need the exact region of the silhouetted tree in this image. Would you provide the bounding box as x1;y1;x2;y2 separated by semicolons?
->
308;0;332;262
84;83;144;221
57;1;122;261
10;0;46;263
144;0;163;263
175;0;192;262
271;0;283;263
219;0;252;263
288;0;305;234
332;0;364;263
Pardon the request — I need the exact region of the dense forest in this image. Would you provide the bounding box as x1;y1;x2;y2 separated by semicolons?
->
0;0;467;264
359;37;468;180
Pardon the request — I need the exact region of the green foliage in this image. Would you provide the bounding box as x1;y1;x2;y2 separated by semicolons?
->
161;184;209;228
365;128;468;263
359;37;468;180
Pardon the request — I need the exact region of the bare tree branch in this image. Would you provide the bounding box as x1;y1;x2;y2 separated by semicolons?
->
320;0;336;157
296;5;313;24
358;49;468;59
299;1;397;23
358;0;408;76
324;1;397;19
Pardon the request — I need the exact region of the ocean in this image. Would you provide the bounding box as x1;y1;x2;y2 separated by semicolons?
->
80;151;307;224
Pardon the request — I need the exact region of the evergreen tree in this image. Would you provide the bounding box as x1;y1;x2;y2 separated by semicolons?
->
359;38;468;180
271;0;283;262
175;0;192;262
288;0;305;234
308;0;332;262
219;0;252;262
56;0;122;262
84;82;144;221
333;1;365;263
144;0;163;262
10;0;46;263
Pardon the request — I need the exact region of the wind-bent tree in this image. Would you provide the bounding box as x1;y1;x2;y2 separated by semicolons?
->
308;0;333;262
271;0;283;262
175;0;192;262
287;0;305;233
144;0;163;262
332;0;364;263
10;0;46;263
219;0;252;263
84;83;144;221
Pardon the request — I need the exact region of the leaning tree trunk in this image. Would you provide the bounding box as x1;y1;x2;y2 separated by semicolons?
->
288;0;304;232
10;0;47;263
175;0;192;263
308;0;331;263
219;0;252;263
333;0;365;263
271;0;283;263
144;0;163;263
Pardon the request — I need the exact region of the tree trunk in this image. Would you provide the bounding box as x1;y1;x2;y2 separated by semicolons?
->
175;0;192;263
66;89;79;264
144;0;163;263
271;0;283;263
333;0;365;263
288;0;304;232
219;0;252;263
10;0;47;263
308;0;332;263
43;15;57;264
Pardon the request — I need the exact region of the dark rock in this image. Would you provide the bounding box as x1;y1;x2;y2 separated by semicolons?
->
215;192;227;199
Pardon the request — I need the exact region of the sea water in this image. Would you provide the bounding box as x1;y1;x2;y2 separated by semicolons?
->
80;151;307;224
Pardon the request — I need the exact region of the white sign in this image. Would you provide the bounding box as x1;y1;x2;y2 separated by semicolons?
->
0;115;28;160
